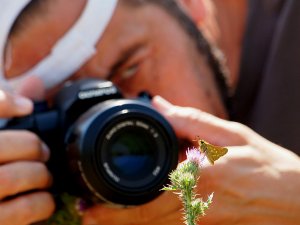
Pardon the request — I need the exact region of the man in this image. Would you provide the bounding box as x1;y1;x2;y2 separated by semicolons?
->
0;0;299;224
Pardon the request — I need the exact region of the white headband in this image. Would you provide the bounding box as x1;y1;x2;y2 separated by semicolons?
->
0;0;117;90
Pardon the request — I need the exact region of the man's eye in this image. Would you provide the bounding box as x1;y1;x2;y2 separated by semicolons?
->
120;64;138;80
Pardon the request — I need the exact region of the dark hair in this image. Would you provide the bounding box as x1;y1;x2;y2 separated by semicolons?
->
11;0;230;108
10;0;50;36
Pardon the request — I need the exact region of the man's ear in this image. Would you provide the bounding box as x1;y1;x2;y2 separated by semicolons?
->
176;0;207;24
176;0;219;44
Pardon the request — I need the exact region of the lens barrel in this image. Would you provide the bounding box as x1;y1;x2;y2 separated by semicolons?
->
66;99;178;205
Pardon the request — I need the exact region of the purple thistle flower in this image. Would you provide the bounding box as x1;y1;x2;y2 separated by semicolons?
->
186;147;205;167
75;198;88;215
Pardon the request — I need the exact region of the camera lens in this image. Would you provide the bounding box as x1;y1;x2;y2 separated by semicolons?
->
97;114;171;193
67;99;178;205
108;129;156;179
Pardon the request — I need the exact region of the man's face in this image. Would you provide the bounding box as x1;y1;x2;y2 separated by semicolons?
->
5;0;226;118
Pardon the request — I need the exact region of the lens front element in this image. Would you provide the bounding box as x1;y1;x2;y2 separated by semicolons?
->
109;127;156;179
99;117;168;193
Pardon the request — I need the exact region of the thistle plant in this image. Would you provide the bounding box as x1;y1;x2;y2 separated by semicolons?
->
163;147;214;225
47;193;86;225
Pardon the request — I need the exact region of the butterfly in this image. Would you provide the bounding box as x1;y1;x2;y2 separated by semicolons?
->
193;136;228;165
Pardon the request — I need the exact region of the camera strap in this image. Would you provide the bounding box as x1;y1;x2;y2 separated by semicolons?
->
0;0;117;91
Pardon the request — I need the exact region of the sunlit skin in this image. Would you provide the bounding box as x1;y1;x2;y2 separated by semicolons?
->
1;1;300;225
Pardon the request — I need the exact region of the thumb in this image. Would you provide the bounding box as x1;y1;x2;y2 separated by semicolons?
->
14;76;46;101
152;96;248;146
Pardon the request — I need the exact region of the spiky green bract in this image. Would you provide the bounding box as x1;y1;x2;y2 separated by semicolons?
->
47;193;82;225
162;150;213;225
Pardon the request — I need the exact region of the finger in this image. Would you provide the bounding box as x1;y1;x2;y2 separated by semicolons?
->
152;95;248;146
145;211;183;225
152;95;229;141
144;212;183;225
0;89;33;118
83;191;182;225
0;192;55;225
0;130;49;163
0;161;52;200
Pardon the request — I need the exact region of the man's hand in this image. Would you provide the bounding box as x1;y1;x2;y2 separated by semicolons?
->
0;83;55;225
83;191;183;225
82;96;300;225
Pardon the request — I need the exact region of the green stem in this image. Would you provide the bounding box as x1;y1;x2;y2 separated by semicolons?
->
183;189;195;225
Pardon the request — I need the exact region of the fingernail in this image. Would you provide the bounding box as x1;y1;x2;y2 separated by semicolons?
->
152;96;173;112
41;142;50;162
14;95;33;114
155;95;172;105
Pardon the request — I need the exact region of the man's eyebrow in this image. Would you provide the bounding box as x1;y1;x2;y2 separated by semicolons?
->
107;44;141;80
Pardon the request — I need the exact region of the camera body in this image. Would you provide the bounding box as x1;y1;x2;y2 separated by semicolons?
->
4;79;178;205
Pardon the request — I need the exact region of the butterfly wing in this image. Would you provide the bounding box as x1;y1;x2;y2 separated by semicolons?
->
200;140;228;165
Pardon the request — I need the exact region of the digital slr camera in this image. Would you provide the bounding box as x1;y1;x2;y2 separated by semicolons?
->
3;79;178;205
